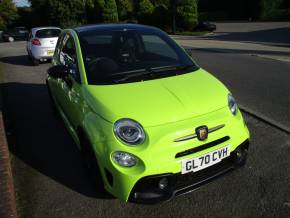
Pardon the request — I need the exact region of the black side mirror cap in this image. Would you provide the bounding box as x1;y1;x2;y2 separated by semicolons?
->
47;65;69;79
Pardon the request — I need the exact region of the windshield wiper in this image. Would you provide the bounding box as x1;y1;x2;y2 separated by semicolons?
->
113;69;154;83
112;64;197;83
150;64;195;73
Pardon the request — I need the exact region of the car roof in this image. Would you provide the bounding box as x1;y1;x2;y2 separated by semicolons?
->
73;23;159;34
31;27;61;35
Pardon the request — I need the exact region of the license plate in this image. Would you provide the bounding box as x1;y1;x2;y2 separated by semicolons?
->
181;145;230;174
47;50;54;55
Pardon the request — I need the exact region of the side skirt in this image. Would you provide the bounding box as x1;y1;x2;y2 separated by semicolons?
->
52;95;81;149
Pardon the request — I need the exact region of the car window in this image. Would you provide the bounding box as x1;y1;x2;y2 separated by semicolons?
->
60;34;80;83
36;29;61;38
78;29;198;85
142;35;178;60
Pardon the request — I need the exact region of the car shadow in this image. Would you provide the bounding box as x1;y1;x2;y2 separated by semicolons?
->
0;55;34;66
1;82;111;199
0;55;52;67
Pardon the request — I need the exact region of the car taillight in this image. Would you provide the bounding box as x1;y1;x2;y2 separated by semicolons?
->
31;38;41;46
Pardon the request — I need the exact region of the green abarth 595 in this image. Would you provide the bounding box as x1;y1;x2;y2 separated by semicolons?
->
46;24;250;203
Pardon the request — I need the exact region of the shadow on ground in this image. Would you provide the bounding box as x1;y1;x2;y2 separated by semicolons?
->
190;47;290;57
0;55;34;66
181;27;290;47
1;82;110;199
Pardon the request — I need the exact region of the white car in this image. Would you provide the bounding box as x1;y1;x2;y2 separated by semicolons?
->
27;27;61;65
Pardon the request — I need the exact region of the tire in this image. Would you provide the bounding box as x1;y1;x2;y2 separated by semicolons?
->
8;36;14;42
32;57;40;66
27;54;32;60
80;132;107;195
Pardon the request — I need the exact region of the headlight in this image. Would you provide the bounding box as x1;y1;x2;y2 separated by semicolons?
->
114;119;145;145
112;151;137;167
228;94;238;115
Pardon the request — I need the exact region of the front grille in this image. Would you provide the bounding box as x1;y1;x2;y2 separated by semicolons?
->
173;156;234;196
175;136;230;158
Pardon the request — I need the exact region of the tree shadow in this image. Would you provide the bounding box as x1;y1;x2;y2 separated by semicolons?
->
207;27;290;46
190;47;290;57
1;82;110;199
179;27;290;48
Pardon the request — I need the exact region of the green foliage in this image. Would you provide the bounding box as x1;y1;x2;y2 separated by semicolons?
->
151;0;170;7
116;0;134;20
47;0;84;27
260;0;284;19
91;0;118;23
176;0;198;31
137;0;154;24
103;0;119;22
30;0;84;28
152;4;171;29
0;0;18;29
94;0;105;22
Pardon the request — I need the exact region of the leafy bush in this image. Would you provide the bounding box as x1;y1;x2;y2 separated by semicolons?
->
137;0;154;24
116;0;134;20
103;0;119;22
152;4;171;29
176;0;198;31
260;0;283;19
0;0;18;29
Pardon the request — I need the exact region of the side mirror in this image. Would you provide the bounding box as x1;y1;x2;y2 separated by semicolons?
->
47;65;69;79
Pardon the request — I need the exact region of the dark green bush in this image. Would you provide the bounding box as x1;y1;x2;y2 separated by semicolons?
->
116;0;134;21
137;0;154;25
176;0;198;31
103;0;119;22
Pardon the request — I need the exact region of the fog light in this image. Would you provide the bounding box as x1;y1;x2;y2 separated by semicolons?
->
234;147;247;165
158;178;169;190
112;151;137;167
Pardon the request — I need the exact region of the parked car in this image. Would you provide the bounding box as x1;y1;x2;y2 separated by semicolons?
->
46;24;250;203
2;26;29;42
27;27;61;65
195;21;217;32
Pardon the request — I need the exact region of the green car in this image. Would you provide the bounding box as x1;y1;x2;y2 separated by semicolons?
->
46;24;250;203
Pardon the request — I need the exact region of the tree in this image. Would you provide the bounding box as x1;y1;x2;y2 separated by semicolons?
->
137;0;154;24
30;0;84;27
116;0;134;21
92;0;118;23
103;0;119;22
176;0;198;31
260;0;283;19
47;0;84;27
0;0;18;29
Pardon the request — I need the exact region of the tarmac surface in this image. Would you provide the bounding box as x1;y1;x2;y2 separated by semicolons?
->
0;22;290;217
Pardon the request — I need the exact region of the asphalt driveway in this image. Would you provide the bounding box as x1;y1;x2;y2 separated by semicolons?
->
0;34;289;217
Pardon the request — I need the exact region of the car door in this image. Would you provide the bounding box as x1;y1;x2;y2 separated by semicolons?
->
55;33;83;129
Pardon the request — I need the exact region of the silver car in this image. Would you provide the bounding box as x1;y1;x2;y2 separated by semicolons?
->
27;27;61;65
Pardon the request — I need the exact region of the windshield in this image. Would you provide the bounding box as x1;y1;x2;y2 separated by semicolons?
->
78;28;199;85
36;29;61;38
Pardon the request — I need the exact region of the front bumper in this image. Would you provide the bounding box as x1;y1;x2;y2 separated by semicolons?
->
88;106;250;202
128;139;249;204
